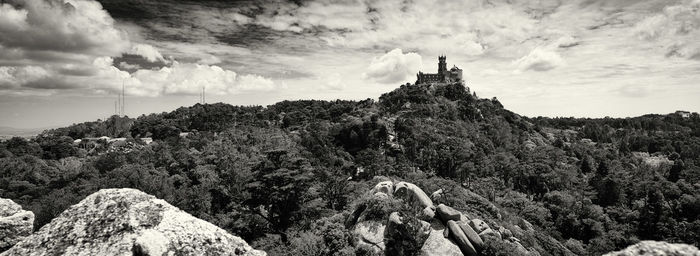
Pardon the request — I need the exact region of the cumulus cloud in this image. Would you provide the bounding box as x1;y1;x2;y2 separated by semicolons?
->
321;73;346;91
85;57;277;97
513;47;565;72
364;49;422;84
246;0;537;57
128;44;165;63
553;35;580;48
632;0;700;60
0;0;275;97
0;66;50;89
0;0;128;55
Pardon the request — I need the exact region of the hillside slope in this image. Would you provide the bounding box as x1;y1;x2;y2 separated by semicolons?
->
1;82;698;255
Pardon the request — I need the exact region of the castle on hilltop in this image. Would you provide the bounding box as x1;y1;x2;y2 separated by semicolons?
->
416;55;463;84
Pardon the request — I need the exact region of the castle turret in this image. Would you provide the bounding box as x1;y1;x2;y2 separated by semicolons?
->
438;55;447;75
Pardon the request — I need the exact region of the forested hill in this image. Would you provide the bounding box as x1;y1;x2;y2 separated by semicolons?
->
1;82;699;255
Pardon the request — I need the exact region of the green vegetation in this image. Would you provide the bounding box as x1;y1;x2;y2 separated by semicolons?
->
1;82;698;255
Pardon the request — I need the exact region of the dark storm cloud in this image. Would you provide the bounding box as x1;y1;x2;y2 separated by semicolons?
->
57;67;97;77
23;77;78;89
113;54;169;73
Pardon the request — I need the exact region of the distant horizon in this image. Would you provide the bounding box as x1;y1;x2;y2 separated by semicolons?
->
2;0;700;129
2;91;697;131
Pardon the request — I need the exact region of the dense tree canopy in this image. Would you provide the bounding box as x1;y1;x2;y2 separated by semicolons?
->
1;82;698;255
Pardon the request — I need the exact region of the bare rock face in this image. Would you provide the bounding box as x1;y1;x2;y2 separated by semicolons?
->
457;221;484;252
603;241;700;256
394;181;434;210
479;228;501;240
469;218;490;233
436;204;462;223
0;198;34;251
420;220;461;256
385;212;431;256
1;188;265;256
429;189;443;204
352;220;386;253
518;218;534;232
371;181;394;196
446;220;478;256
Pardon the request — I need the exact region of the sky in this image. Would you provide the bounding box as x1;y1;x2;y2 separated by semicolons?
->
0;0;699;129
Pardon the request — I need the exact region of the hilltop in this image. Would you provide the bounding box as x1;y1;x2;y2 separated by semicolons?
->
1;81;699;255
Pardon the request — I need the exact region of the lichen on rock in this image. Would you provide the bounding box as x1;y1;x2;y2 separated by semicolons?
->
1;188;265;256
0;198;34;252
603;240;700;256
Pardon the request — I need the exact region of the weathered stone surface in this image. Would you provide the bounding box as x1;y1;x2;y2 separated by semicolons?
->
479;228;501;240
418;220;432;240
430;189;443;203
420;220;462;256
511;240;530;255
436;204;462;223
447;220;478;256
371;181;394;197
0;199;22;217
353;221;386;253
0;198;34;251
1;188;265;256
458;221;484;252
385;212;431;256
469;218;490;233
373;192;389;200
507;236;521;243
394;182;434;209
519;218;534;231
603;240;700;256
420;206;436;221
499;226;513;239
345;204;367;228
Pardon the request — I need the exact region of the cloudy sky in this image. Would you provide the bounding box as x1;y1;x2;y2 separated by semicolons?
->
1;0;699;128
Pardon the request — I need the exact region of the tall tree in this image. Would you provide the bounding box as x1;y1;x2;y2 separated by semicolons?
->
245;149;314;242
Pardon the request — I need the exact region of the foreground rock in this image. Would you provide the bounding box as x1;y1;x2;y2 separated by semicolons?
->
353;220;386;253
385;212;431;256
603;241;700;256
420;220;462;256
1;188;265;256
0;198;34;251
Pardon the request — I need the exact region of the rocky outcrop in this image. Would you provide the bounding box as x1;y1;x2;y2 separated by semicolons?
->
469;219;489;233
458;221;484;252
395;182;434;209
395;181;436;220
1;188;265;256
353;220;386;253
385;212;431;256
430;189;443;204
603;241;700;256
350;180;548;256
371;181;394;197
420;220;462;256
0;198;34;251
447;220;478;256
437;204;463;222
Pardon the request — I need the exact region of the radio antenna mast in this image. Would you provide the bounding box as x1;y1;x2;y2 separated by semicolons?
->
121;80;125;117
